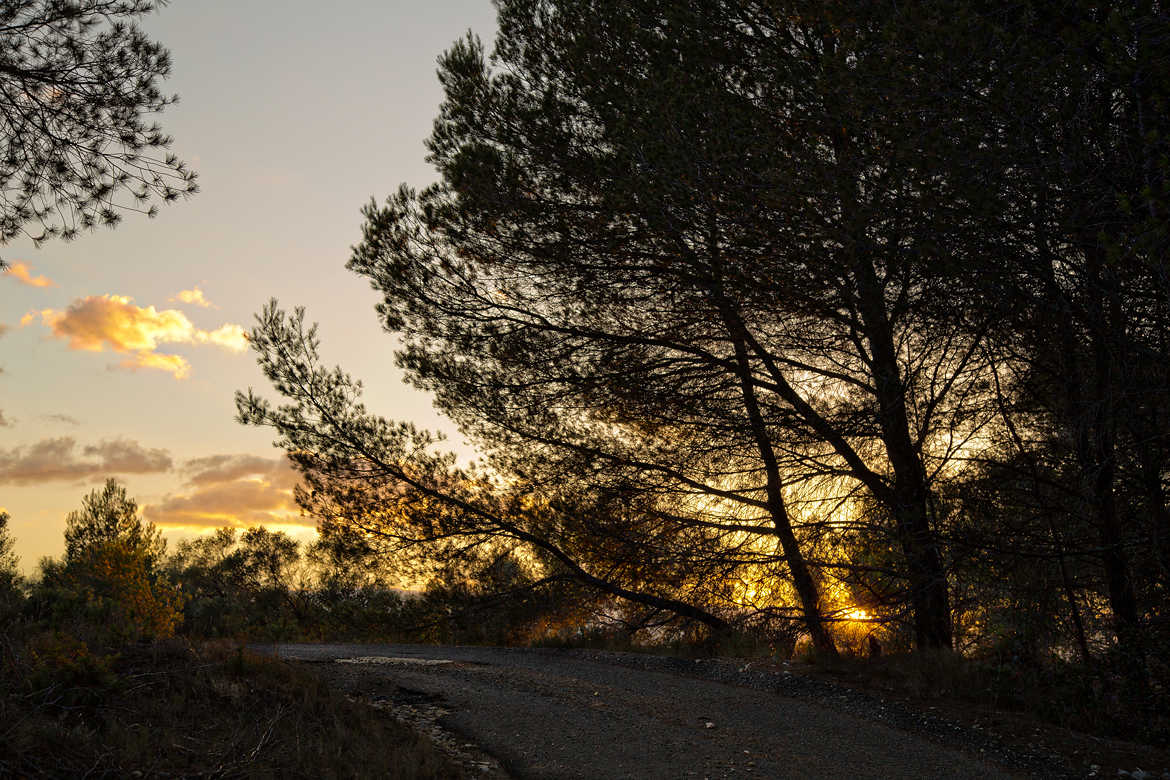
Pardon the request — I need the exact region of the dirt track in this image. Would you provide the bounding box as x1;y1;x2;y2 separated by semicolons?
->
259;643;1022;779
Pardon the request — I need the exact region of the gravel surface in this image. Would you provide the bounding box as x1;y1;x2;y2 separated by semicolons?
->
255;643;1060;779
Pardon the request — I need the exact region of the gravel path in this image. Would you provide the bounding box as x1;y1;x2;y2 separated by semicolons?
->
256;643;1043;779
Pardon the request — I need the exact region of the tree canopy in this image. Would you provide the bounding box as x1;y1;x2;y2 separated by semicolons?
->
63;477;166;569
0;0;196;253
240;0;1170;696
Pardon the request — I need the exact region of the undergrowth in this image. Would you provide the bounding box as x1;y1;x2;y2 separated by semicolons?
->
0;629;466;778
800;647;1169;748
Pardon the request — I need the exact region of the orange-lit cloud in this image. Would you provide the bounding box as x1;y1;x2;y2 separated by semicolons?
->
120;350;192;379
0;437;172;485
3;262;56;288
30;294;248;379
143;454;309;529
0;323;9;338
196;323;247;350
0;410;11;427
169;287;216;308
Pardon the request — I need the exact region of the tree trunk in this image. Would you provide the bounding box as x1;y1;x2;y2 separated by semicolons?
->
715;293;839;658
854;256;953;650
1080;245;1146;693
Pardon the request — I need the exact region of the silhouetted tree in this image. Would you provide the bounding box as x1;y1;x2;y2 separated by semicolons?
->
237;305;735;636
343;0;1036;651
0;510;22;619
931;0;1170;687
37;480;181;641
64;478;166;569
243;0;1169;670
0;0;197;254
167;526;309;637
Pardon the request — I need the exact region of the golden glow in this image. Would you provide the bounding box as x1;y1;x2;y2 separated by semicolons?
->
143;456;305;529
840;606;870;621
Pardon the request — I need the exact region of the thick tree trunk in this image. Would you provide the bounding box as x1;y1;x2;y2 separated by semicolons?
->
1080;246;1146;692
715;295;838;658
892;488;953;650
854;257;953;650
826;116;952;650
1134;426;1170;591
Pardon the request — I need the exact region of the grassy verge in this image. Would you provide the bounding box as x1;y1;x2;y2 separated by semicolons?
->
797;649;1167;744
787;650;1170;775
0;634;467;778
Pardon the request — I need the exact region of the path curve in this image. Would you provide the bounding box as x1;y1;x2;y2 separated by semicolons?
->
260;643;1020;779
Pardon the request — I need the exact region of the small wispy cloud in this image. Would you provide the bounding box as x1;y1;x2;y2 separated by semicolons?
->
0;324;9;338
3;262;56;288
120;350;193;379
0;410;11;427
42;413;80;426
28;294;248;380
0;437;172;485
169;287;216;309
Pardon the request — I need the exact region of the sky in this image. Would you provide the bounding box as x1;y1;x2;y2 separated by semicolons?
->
0;0;499;572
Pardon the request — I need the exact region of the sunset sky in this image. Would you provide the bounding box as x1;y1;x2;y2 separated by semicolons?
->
0;0;497;571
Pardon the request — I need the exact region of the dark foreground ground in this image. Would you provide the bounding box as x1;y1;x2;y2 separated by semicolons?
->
257;643;1059;779
0;639;466;778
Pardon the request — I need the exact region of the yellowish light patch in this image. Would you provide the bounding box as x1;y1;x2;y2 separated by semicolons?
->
840;606;870;621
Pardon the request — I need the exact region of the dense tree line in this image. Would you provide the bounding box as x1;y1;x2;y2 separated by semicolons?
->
164;523;576;642
236;0;1168;720
1;481;578;648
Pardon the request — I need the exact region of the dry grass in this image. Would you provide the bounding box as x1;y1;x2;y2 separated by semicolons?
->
805;648;1167;742
0;634;468;778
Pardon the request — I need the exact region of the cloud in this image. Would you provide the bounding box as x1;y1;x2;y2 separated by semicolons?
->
0;323;9;338
42;413;80;426
29;294;248;379
196;323;247;350
181;454;293;487
120;350;191;379
0;410;11;427
82;439;172;473
144;455;308;529
3;262;56;288
0;437;172;485
169;287;216;308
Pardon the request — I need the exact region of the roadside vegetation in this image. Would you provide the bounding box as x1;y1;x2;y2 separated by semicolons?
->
0;486;467;778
